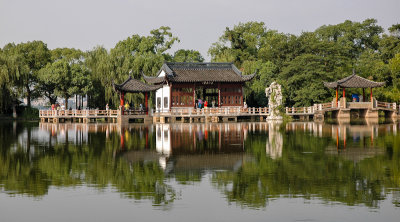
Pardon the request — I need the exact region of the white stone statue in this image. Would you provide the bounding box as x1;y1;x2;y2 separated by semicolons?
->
265;81;283;120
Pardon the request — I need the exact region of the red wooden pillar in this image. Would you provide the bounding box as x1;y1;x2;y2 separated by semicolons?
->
193;84;196;108
145;92;148;115
120;92;125;114
120;92;124;107
241;85;244;106
218;83;221;107
370;88;373;102
342;87;345;98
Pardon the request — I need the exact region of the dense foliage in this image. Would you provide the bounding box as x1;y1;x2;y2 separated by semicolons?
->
1;19;399;114
210;19;400;107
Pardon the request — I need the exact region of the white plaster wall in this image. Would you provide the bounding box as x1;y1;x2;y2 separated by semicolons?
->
158;70;166;77
156;84;170;112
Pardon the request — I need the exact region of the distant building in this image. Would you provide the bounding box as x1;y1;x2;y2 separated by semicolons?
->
144;62;256;112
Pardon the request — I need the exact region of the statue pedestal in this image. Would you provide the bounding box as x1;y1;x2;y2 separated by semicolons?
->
266;115;283;120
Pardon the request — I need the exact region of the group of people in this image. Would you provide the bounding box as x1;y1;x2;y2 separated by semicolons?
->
119;102;144;112
195;99;216;109
50;102;87;111
51;103;71;111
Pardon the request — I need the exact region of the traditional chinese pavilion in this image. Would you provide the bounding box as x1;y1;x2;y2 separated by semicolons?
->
144;62;256;112
324;72;385;106
113;76;162;114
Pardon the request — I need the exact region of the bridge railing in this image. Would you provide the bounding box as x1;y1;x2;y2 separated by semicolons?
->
169;107;269;116
377;101;397;110
285;106;315;114
39;109;120;117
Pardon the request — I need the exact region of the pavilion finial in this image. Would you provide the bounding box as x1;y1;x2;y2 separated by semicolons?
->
352;69;355;75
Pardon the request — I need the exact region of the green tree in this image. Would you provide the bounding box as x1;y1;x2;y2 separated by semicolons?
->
172;49;204;62
85;27;179;108
38;60;73;108
1;41;51;107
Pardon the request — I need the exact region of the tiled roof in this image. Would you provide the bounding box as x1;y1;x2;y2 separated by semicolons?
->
145;62;256;84
113;76;162;93
324;74;385;89
143;73;165;84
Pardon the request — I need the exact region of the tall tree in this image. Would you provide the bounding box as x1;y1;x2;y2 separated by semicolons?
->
1;41;51;107
173;49;204;62
85;26;179;108
38;60;73;108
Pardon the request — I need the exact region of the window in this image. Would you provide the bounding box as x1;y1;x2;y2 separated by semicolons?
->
164;97;168;108
157;97;161;108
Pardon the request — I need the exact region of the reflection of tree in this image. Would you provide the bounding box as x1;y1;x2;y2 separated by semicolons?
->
0;122;174;205
212;126;400;208
2;122;400;209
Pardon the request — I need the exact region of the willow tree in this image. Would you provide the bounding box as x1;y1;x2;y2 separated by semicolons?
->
85;26;179;108
0;41;51;107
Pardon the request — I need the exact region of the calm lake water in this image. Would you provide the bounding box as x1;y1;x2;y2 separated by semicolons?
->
0;120;399;221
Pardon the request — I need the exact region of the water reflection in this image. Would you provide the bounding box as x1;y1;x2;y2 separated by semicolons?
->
265;121;283;159
0;121;399;209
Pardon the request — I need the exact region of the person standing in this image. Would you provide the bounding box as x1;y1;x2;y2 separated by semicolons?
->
124;102;130;111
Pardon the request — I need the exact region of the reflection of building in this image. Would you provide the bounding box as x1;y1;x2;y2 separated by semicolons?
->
285;122;396;162
126;123;252;172
156;124;171;156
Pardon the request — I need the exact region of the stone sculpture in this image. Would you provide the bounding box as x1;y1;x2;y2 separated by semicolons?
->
265;81;283;120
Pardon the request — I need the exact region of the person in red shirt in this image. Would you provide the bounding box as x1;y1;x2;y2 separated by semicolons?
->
204;100;208;108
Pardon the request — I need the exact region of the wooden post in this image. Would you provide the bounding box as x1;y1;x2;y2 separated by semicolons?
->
145;92;148;115
120;92;124;114
362;88;365;102
241;85;244;106
218;83;221;107
342;87;345;98
193;84;196;108
370;88;373;102
170;82;172;111
336;87;338;107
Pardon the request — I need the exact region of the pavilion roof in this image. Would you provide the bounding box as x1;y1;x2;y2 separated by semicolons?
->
113;76;162;93
144;62;256;84
143;73;165;84
324;74;385;89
